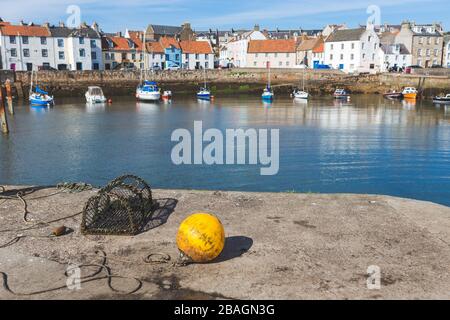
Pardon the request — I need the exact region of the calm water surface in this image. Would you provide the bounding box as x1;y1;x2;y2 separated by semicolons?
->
1;95;450;207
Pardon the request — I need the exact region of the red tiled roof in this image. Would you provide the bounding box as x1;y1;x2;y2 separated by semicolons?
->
179;40;213;54
247;39;296;53
0;24;50;37
312;42;324;53
127;31;144;50
146;41;164;53
102;36;137;51
160;36;180;49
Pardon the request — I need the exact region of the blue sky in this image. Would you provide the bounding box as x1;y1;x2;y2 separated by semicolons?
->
1;0;449;32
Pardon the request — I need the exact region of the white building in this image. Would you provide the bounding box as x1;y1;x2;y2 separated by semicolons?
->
0;22;55;71
146;41;165;70
378;43;412;72
180;40;214;69
246;39;297;68
444;35;450;68
48;22;103;71
0;21;102;71
221;29;266;67
324;27;381;73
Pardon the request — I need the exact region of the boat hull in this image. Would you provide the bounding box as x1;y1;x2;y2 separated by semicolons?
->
293;92;309;99
30;95;54;106
433;98;450;104
383;93;403;99
403;93;417;100
136;92;161;101
334;95;349;99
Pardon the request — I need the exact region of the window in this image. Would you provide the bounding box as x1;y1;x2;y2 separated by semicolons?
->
435;38;440;45
22;36;29;45
79;49;85;57
79;37;85;45
111;53;115;59
362;42;365;49
185;54;189;60
286;61;290;66
132;53;136;60
286;53;290;58
417;59;422;66
374;43;377;50
340;54;343;60
90;40;96;48
372;53;375;60
41;37;47;45
195;54;199;59
278;61;282;66
23;49;30;57
205;54;208;59
418;49;422;56
350;54;354;60
341;43;344;50
368;36;372;42
253;61;257;67
9;36;16;44
93;63;99;70
331;44;334;50
59;51;65;60
433;59;437;66
105;53;110;60
351;43;355;49
58;39;64;47
427;37;431;45
426;49;430;56
362;53;366;59
255;53;258;58
265;53;268;57
175;54;180;60
42;49;48;57
419;37;423;44
10;48;17;57
330;54;333;60
434;49;438;57
92;52;97;60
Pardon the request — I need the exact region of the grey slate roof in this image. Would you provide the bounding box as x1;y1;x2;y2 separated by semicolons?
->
149;24;182;36
325;28;366;42
48;26;100;38
380;44;410;55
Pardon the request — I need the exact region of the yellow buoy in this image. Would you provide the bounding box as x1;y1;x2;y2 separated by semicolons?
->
176;213;225;263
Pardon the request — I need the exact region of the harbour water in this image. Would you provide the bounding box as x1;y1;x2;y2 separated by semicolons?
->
1;94;450;207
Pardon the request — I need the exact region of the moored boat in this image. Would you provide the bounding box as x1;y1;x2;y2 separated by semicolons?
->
433;94;450;104
162;90;172;99
29;71;54;106
383;90;403;99
402;87;418;100
292;70;309;100
197;68;211;100
136;81;161;101
333;89;350;99
85;86;107;104
262;87;274;101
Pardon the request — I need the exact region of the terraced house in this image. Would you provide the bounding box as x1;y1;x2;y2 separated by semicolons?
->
444;34;450;68
246;39;297;68
101;32;142;70
0;20;102;71
324;27;380;73
180;40;214;69
395;21;444;67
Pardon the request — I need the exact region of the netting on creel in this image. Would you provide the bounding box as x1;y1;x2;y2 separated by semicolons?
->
81;175;153;236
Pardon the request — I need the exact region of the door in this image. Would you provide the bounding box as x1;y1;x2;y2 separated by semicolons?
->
26;63;33;71
76;62;83;70
10;63;16;71
313;61;319;69
339;64;344;70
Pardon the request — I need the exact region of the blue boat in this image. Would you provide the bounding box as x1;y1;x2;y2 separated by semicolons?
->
136;80;161;101
262;63;274;101
29;86;54;106
197;88;211;100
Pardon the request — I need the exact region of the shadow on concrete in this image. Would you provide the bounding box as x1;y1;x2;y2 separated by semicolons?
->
213;236;254;263
0;186;53;197
141;198;178;233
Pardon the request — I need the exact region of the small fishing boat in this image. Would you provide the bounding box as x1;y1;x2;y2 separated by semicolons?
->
85;86;107;104
262;63;274;101
136;80;161;101
383;90;403;99
29;71;54;106
402;87;418;100
292;70;309;100
433;94;450;104
197;68;211;100
162;90;172;100
333;89;350;99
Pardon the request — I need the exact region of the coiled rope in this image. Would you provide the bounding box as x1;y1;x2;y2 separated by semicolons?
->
0;250;142;296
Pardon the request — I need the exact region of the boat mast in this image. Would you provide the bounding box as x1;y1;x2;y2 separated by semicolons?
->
204;67;207;89
268;62;271;90
302;70;305;92
141;29;147;85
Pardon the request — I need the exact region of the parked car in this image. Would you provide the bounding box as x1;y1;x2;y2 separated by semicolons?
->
293;64;308;69
166;65;180;71
38;65;57;71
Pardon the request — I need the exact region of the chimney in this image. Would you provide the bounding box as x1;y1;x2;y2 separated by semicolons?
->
91;21;99;32
43;22;50;28
59;21;65;28
116;31;122;37
254;24;260;31
19;20;25;26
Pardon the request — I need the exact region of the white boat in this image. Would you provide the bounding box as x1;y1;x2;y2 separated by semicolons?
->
433;94;450;104
333;89;350;99
162;90;172;99
292;71;309;100
85;86;107;104
136;81;161;101
29;71;54;106
197;68;211;100
402;87;418;100
262;63;273;101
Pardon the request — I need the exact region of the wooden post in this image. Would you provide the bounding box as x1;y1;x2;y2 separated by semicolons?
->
5;79;14;115
0;85;9;134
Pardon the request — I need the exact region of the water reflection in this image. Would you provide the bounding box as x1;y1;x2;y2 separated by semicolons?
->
1;95;450;207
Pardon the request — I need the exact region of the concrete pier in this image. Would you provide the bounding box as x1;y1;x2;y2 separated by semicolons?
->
1;187;450;299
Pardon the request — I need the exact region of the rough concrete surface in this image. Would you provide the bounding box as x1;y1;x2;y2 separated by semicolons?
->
1;186;450;300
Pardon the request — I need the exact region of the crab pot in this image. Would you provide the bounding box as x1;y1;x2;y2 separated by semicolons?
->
81;175;153;236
